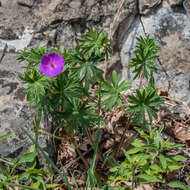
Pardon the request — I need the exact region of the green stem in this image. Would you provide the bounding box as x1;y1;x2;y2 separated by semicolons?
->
20;125;72;190
33;111;42;151
39;129;64;140
0;157;14;166
131;167;135;190
96;81;102;161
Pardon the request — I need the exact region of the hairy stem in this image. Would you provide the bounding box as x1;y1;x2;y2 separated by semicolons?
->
33;111;42;152
114;117;131;158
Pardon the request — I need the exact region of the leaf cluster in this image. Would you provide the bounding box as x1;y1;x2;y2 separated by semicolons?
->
78;26;112;59
108;126;186;187
17;27;113;135
129;35;160;80
126;86;164;125
0;145;58;190
101;71;131;111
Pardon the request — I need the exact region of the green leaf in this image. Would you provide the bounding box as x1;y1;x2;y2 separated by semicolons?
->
0;132;13;142
126;147;143;154
159;154;167;170
127;86;164;124
78;26;112;59
26;168;46;176
131;139;143;147
15;151;37;166
102;71;131;111
137;174;163;183
168;163;182;170
129;35;159;80
150;164;163;172
172;155;187;162
46;184;60;189
168;181;188;190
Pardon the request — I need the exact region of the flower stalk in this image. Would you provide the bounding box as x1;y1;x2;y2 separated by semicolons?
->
138;70;143;90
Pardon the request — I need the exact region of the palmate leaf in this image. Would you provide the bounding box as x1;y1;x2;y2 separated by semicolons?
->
20;69;51;103
129;35;160;80
126;86;164;124
68;46;104;90
56;98;98;135
78;26;112;59
101;71;131;111
72;61;104;91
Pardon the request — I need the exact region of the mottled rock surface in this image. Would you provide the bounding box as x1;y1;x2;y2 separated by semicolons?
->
138;0;162;15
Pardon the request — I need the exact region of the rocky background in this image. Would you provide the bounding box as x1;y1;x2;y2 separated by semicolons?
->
0;0;190;160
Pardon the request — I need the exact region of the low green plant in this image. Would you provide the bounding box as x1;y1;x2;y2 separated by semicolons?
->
108;126;187;189
0;129;58;190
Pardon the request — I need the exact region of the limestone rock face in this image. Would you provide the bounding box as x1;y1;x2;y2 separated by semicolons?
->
0;0;36;40
33;0;137;49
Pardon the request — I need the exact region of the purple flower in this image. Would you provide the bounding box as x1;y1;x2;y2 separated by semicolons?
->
39;52;64;77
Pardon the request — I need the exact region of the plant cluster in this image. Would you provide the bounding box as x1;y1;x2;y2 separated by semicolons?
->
108;126;186;188
0;28;188;190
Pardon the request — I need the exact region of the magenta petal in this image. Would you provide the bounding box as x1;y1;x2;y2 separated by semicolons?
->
41;54;51;65
39;52;65;77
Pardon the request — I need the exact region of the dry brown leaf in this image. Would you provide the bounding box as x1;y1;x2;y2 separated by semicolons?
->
174;121;190;147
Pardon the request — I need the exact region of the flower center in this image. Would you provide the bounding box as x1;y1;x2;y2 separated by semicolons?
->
50;62;55;69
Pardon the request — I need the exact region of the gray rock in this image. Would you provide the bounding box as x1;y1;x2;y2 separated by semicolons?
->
33;0;138;49
69;0;82;9
121;1;190;108
0;0;36;39
0;53;53;163
168;0;184;6
138;0;162;15
0;27;33;52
